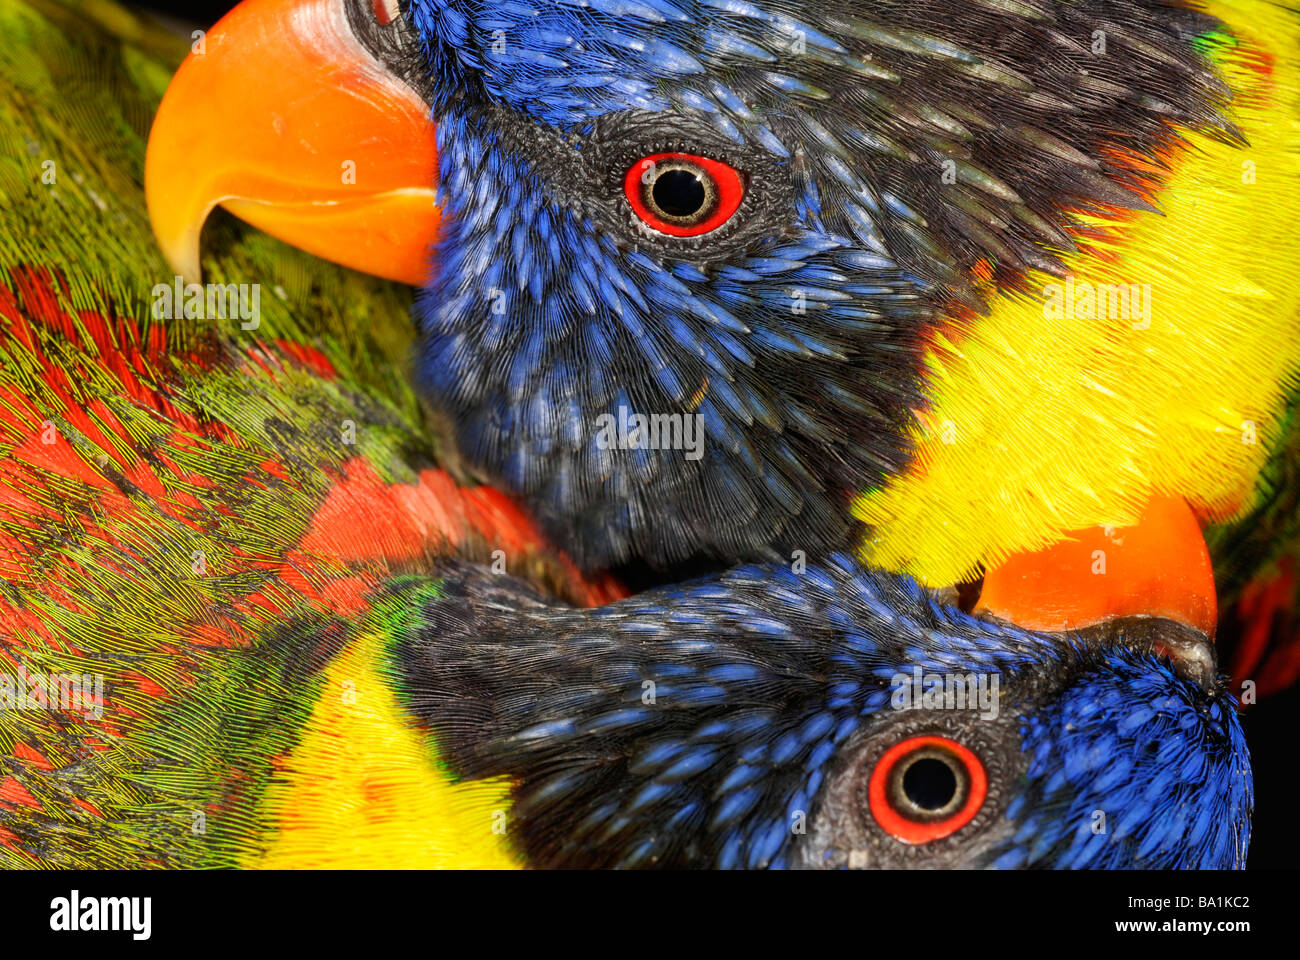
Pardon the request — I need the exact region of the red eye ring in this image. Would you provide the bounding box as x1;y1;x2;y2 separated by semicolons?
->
867;735;987;844
624;152;745;237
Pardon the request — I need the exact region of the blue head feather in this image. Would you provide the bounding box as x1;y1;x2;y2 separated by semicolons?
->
388;555;1251;868
396;0;1233;572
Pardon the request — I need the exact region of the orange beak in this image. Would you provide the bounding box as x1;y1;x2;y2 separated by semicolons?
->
146;0;439;286
976;495;1218;638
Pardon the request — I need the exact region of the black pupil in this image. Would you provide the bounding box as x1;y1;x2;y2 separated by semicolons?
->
653;168;707;218
901;757;958;811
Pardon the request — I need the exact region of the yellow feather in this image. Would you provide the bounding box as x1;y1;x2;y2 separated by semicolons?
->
855;0;1300;586
252;633;521;869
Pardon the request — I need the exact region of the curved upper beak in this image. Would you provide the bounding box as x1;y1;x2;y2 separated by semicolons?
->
146;0;439;286
976;494;1218;639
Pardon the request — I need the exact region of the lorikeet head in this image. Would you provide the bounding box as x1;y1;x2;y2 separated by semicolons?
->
146;0;1235;574
390;555;1250;868
1;0;1278;871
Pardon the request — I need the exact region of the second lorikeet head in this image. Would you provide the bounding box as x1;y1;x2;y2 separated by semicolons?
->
145;0;1240;577
387;555;1250;868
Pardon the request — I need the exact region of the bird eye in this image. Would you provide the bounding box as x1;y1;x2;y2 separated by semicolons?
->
370;0;401;24
624;153;745;237
867;735;987;843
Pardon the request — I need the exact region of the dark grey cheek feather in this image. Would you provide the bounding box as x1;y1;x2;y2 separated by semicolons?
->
1074;616;1219;692
345;0;439;104
579;109;801;264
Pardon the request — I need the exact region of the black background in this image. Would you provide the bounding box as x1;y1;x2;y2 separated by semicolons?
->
141;1;234;22
2;868;1277;944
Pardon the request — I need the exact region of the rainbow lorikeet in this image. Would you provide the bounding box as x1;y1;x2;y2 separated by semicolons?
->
0;0;617;868
146;0;1300;662
149;0;1300;594
0;0;1281;869
147;0;1300;706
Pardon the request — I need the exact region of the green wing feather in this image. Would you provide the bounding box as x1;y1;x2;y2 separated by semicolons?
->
0;0;599;867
